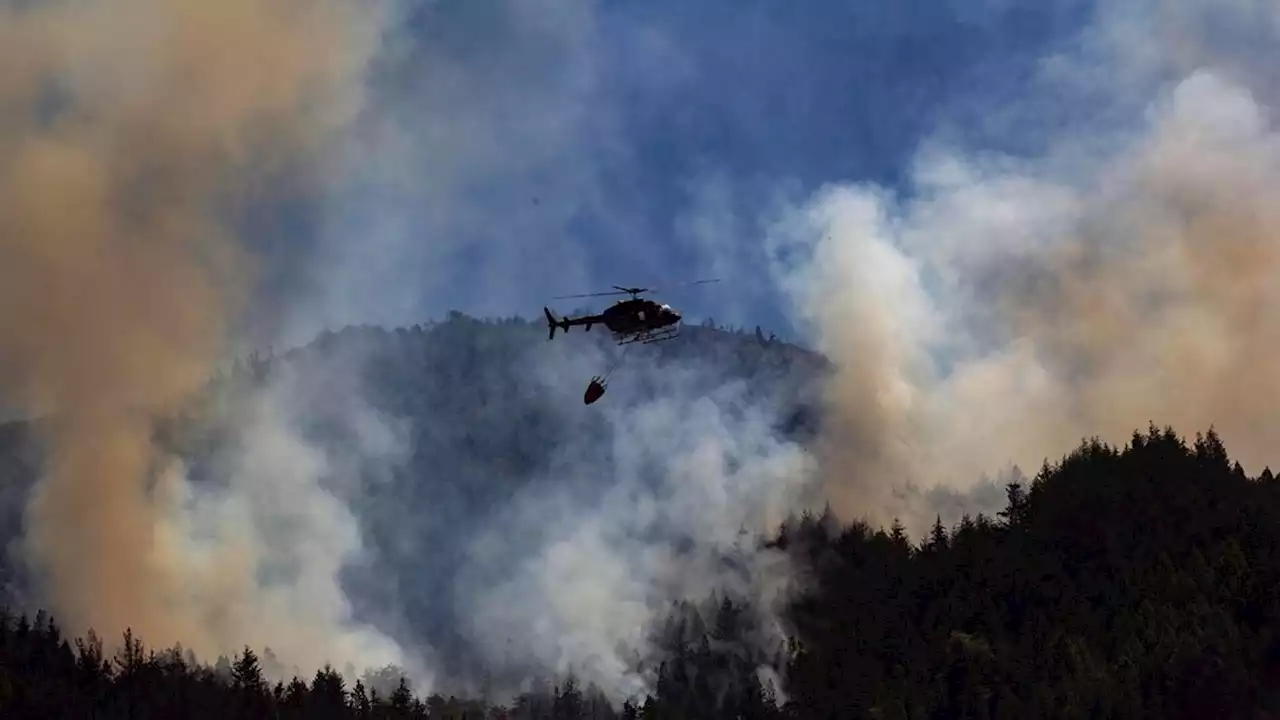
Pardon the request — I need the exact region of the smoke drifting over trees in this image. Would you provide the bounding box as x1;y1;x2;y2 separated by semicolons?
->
768;68;1280;535
2;320;1280;716
0;0;412;688
0;316;840;705
3;0;1280;716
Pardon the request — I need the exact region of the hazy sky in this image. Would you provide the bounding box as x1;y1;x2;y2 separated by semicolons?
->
249;0;1098;348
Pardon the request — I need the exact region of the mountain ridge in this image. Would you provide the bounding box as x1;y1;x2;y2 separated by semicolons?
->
0;311;836;699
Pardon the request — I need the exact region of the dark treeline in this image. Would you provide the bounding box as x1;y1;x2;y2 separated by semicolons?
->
3;422;1280;717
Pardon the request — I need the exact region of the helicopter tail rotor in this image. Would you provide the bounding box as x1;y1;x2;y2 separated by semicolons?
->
544;307;563;340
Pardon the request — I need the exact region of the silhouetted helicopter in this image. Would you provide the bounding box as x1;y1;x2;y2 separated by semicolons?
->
543;279;719;346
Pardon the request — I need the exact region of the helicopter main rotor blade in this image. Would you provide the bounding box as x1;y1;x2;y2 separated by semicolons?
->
550;289;634;300
549;278;719;300
639;278;721;294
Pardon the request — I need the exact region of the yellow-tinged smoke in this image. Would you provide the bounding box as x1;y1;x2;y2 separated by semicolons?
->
0;0;387;662
776;69;1280;535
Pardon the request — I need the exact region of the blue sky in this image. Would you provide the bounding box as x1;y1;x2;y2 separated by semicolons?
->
247;0;1101;349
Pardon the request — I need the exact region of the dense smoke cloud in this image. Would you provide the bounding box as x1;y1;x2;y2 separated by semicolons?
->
0;0;815;704
453;339;814;705
0;0;413;685
270;1;822;705
771;41;1280;534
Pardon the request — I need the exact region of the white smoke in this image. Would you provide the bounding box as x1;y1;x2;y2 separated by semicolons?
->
167;364;427;686
454;340;817;706
767;63;1280;536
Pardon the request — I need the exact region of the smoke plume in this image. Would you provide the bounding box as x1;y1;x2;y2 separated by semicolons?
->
0;0;407;680
454;339;815;706
772;56;1280;534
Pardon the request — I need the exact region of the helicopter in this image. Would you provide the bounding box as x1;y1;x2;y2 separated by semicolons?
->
543;279;719;346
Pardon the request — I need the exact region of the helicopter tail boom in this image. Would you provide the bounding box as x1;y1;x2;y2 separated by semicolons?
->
545;307;587;339
545;307;604;339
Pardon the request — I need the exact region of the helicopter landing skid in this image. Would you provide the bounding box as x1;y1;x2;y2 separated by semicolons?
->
615;326;679;346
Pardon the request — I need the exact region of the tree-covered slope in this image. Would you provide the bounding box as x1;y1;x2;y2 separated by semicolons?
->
0;312;832;696
6;313;1280;717
3;422;1280;717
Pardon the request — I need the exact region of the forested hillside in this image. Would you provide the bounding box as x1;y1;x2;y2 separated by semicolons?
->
0;313;830;714
2;425;1279;717
2;315;1279;717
